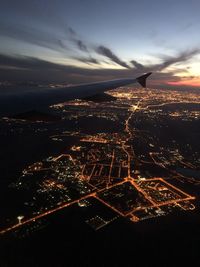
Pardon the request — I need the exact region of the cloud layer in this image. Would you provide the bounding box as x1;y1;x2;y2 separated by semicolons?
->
0;25;200;87
95;45;131;69
0;53;182;87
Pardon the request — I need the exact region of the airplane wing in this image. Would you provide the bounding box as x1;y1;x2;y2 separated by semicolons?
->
0;72;152;117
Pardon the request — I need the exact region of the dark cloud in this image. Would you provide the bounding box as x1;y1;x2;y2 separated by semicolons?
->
0;21;67;53
130;60;145;71
96;45;131;69
73;56;99;65
74;39;88;52
158;49;200;70
58;39;68;50
0;53;137;83
130;48;200;73
67;26;89;53
0;51;199;90
0;54;68;72
68;27;76;36
66;27;133;69
67;27;131;68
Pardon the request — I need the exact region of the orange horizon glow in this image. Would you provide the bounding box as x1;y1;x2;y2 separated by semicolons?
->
168;78;200;87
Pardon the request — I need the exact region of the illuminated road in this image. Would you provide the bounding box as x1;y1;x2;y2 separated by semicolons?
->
122;100;141;178
108;149;115;187
149;152;198;184
0;94;197;236
0;179;127;235
0;193;96;235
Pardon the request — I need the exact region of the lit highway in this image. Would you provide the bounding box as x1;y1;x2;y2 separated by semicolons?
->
0;86;198;236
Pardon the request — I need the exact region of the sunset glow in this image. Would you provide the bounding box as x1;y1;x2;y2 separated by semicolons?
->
168;78;200;87
0;0;200;86
0;1;200;265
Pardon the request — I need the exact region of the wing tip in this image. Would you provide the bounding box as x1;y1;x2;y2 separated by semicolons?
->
136;72;152;88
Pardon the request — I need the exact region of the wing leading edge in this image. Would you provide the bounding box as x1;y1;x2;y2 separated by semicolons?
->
0;72;152;117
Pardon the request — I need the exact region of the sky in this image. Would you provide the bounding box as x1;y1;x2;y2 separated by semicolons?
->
0;0;200;87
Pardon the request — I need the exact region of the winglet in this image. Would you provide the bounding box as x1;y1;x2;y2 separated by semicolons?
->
136;72;152;88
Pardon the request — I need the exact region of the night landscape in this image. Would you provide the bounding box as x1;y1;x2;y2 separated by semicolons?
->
0;1;200;266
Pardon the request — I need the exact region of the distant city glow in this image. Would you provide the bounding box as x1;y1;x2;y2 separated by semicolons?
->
0;86;199;236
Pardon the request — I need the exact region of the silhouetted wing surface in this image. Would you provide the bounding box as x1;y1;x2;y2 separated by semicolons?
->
0;72;152;116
